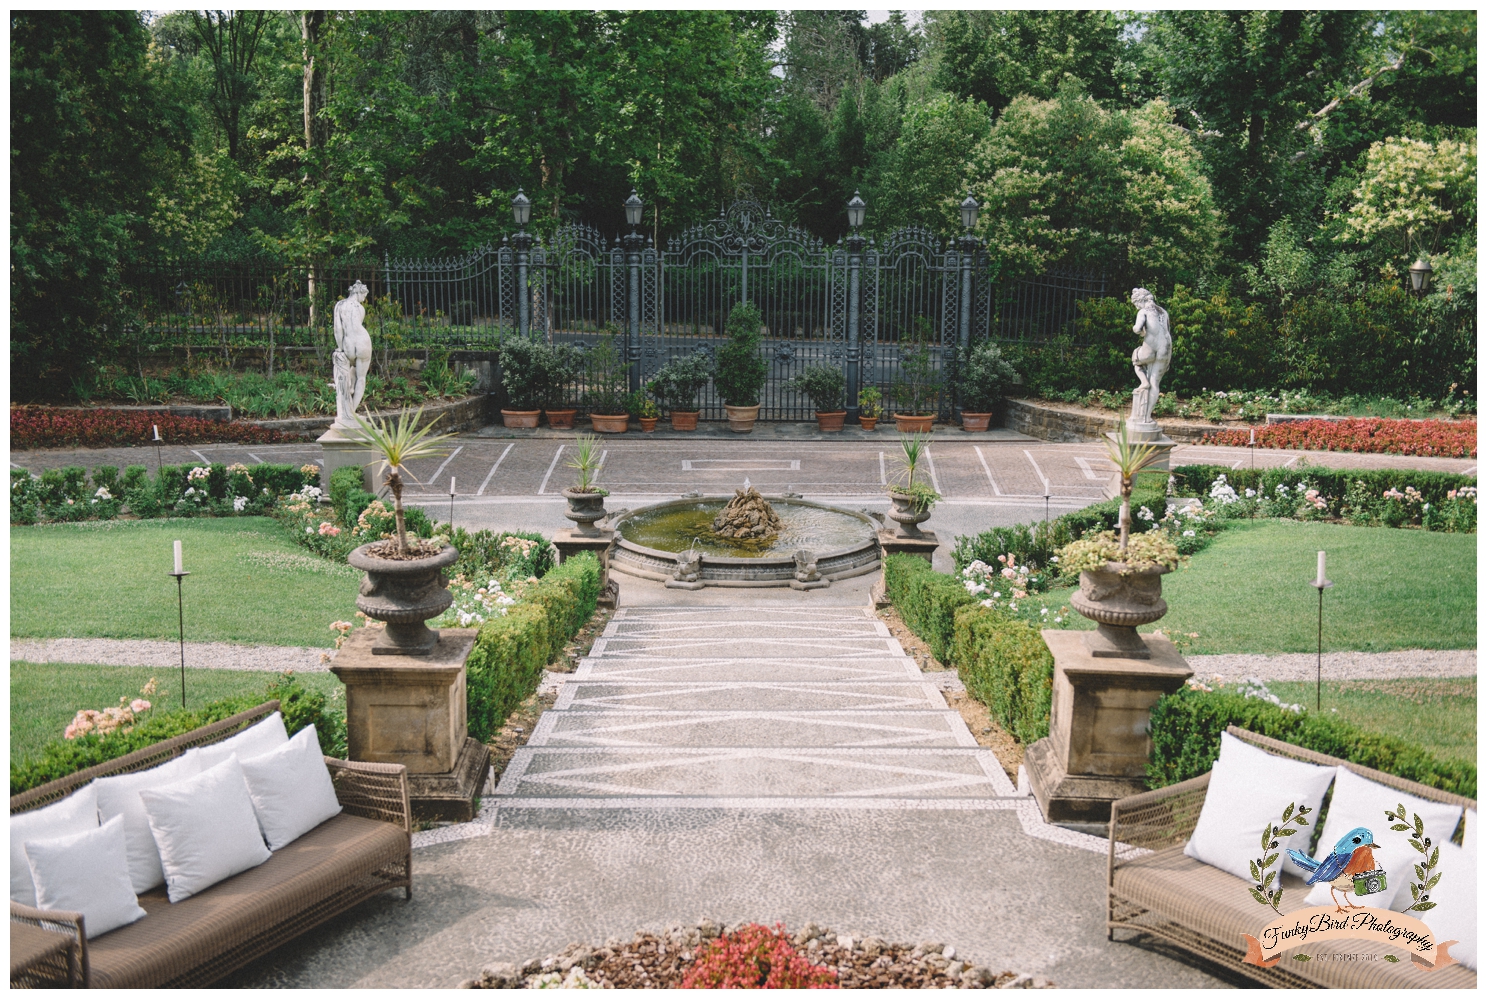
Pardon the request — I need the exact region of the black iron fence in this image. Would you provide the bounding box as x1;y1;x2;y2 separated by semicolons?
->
129;202;1107;420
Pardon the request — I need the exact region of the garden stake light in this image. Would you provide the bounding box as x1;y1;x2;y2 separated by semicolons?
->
449;475;456;530
1250;427;1256;469
153;423;163;477
1311;550;1333;712
171;540;190;708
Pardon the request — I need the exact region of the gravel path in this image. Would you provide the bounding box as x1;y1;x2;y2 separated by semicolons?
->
10;638;331;673
1186;649;1476;682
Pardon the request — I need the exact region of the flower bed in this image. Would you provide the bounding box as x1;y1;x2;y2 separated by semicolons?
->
11;461;320;524
11;407;298;450
1205;417;1476;458
462;921;1053;989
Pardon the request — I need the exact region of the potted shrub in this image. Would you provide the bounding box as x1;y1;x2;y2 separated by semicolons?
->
345;407;460;655
584;336;630;433
561;433;608;535
541;343;581;429
857;386;883;431
498;336;546;428
714;302;768;433
788;364;846;432
628;390;659;432
958;340;1017;432
892;317;941;433
886;432;940;537
651;352;712;431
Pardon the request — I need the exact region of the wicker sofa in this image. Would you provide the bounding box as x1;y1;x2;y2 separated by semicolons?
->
10;701;412;988
1108;725;1476;988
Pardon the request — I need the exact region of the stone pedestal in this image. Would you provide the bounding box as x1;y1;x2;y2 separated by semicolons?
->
1106;428;1176;472
330;627;489;822
318;427;377;494
878;529;939;564
1024;629;1192;823
553;529;619;608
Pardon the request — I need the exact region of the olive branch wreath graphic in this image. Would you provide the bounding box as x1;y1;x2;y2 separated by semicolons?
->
1249;801;1311;913
1385;804;1442;913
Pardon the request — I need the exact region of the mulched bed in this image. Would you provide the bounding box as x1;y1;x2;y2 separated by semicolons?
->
11;407;298;450
361;538;448;560
1206;417;1476;458
461;922;1055;989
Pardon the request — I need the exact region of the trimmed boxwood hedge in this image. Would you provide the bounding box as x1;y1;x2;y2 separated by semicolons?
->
464;552;602;743
883;553;975;663
952;605;1055;744
1147;687;1475;800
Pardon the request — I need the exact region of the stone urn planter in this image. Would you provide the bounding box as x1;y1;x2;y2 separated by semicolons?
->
724;404;760;433
815;410;846;433
859;416;878;432
670;411;699;431
1069;561;1172;659
961;413;992;432
638;416;659;433
591;413;629;434
562;487;607;536
501;409;540;429
348;541;461;656
886;489;932;538
545;408;576;429
894;413;934;433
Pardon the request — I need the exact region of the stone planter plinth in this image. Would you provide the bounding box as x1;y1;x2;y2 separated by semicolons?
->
330;627;489;822
1069;562;1171;659
1103;429;1175;471
349;542;459;655
1024;630;1192;824
317;427;376;494
877;528;938;564
553;528;619;608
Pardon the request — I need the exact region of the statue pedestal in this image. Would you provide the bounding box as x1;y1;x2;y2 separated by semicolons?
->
330;627;489;822
1107;427;1176;471
1024;629;1191;823
553;529;619;608
318;427;377;495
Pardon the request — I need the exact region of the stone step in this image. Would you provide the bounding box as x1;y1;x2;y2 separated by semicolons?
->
612;607;876;621
604;618;887;639
573;656;921;683
528;709;977;749
590;635;903;659
493;746;1011;801
554;679;947;712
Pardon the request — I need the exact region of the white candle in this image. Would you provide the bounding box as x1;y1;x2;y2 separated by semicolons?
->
1250;428;1255;446
1316;550;1326;585
153;424;161;442
449;476;456;495
174;540;183;575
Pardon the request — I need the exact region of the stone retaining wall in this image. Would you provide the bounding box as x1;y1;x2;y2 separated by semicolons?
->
1004;399;1249;444
248;393;492;438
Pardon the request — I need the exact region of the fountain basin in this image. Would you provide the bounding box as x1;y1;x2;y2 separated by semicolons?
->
607;496;881;587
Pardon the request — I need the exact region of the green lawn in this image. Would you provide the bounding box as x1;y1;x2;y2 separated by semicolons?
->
11;518;360;648
10;661;344;767
1028;520;1475;654
1264;677;1476;767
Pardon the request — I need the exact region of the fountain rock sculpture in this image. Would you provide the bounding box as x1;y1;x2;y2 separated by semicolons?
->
710;486;783;540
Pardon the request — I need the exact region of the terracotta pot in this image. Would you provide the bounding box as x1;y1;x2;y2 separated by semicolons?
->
1070;561;1172;659
347;542;460;656
858;416;879;432
590;413;629;434
816;410;846;432
562;487;608;537
638;416;659;433
886;489;932;538
894;413;934;433
670;411;700;431
502;409;540;429
545;408;576;429
724;404;760;433
961;413;992;432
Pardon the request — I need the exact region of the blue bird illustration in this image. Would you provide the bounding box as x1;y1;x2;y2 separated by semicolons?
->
1287;827;1378;912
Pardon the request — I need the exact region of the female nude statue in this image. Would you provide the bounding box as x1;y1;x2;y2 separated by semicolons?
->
1128;287;1171;429
331;281;372;429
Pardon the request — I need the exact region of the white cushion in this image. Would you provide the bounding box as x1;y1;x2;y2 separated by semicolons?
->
1184;731;1337;882
1423;809;1476;970
10;784;99;906
138;756;271;903
1301;767;1462;910
93;752;201;894
187;712;288;770
239;725;342;851
25;815;147;939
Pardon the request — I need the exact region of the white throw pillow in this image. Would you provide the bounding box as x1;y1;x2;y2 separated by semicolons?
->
239;725;342;850
139;755;272;903
187;712;288;770
25;815;147;939
1184;731;1337;882
1422;809;1476;971
94;752;201;894
1301;767;1462;910
10;784;99;906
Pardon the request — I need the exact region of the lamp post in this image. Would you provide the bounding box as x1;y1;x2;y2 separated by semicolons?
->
1311;550;1333;712
622;189;645;393
845;191;866;424
511;189;533;337
1409;257;1433;296
170;540;190;708
955;194;981;417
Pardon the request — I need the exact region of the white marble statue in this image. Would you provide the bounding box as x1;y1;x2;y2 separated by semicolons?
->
1128;287;1172;430
331;281;372;430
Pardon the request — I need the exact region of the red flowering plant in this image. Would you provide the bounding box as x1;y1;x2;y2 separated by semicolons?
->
11;408;297;450
1206;418;1475;458
680;923;838;989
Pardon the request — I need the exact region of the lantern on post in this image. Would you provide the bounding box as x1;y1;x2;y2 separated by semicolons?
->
1409;257;1433;295
511;188;532;228
846;190;866;231
621;190;646;393
511;189;534;336
959;193;980;232
624;189;644;230
844;191;867;424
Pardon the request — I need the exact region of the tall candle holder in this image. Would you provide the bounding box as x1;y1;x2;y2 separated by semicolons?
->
1311;550;1333;712
170;539;189;708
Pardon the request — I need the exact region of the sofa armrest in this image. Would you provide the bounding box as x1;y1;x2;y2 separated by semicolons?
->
325;757;411;833
1108;772;1211;882
11;901;88;987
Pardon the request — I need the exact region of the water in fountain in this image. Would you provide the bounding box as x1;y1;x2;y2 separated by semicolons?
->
617;497;872;558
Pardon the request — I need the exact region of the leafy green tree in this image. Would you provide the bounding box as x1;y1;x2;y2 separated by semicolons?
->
1336;136;1476;276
